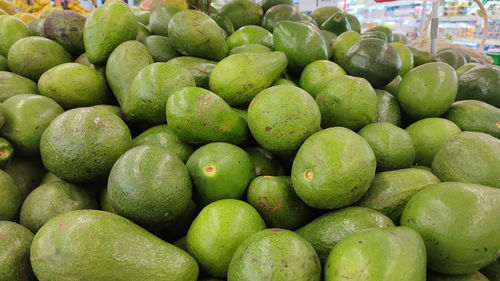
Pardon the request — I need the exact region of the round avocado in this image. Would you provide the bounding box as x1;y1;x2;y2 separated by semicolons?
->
455;62;478;78
219;0;263;30
43;10;86;56
331;30;362;64
456;65;500;107
436;49;467;69
245;146;286;176
261;0;293;12
375;89;402;126
142;35;179;62
166;56;216;89
0;221;35;281
0;169;22;221
299;60;346;98
227;25;274;49
261;4;301;32
0;15;30;57
149;5;179;37
445;100;500;138
365;25;394;42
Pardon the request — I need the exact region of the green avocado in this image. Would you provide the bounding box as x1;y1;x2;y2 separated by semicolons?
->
365;25;394;42
149;6;179;36
271;78;296;86
375;89;402;126
27;18;46;37
299;60;346;98
227;25;274;49
247;176;316;229
456;65;500;107
310;6;342;26
0;54;7;71
43;10;86;56
362;30;388;41
390;42;414;77
158;200;201;242
324;227;426;281
74;53;106;78
209;52;287;106
132;124;194;163
142;35;179;62
316;75;378;131
83;1;139;64
445;100;500;138
19;181;98;233
228;229;322;281
31;210;199;281
166;87;250;145
320;30;337;50
341;38;401;88
40;107;132;183
455;62;479;78
187;142;254;205
136;22;152;42
228;43;271;55
106;40;153;105
261;0;293;12
401;182;500;274
383;75;402;97
321;12;351;36
0;169;22;221
211;13;235;37
0;221;35;281
0;137;13;166
168;9;228;61
108;145;192;229
220;0;263;30
0;15;30;57
245;146;286;176
358;122;415;171
273;20;330;72
135;10;150;25
398;62;458;119
436;49;467;69
7;36;72;81
166;56;216;89
408;46;435;66
4;157;46;200
0;94;63;157
296;206;394;264
38;63;109;109
345;13;361;33
428;271;489;281
98;188;116;214
431;131;500;188
187;199;266;277
122;62;195;124
291;127;376;209
247;85;321;155
261;4;301;32
331;30;361;64
405;117;461;167
357;168;440;221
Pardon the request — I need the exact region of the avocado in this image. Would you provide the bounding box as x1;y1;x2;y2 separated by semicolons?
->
0;137;13;166
106;40;153;105
431;131;500;188
331;30;361;64
166;87;250;145
31;210;199;281
74;53;106;78
187;199;266;277
456;65;500;107
4;156;46;200
122;62;195;124
401;182;500;274
98;188;116;214
228;229;322;281
445;100;500;138
362;30;388;41
436;49;467;69
148;6;178;37
228;43;271;55
398;62;458;119
320;30;337;50
0;15;29;57
248;85;321;155
273;20;330;72
38;63;109;109
365;25;394;42
227;25;274;49
160;200;200;242
0;94;63;157
7;36;72;81
142;35;179;62
0;221;35;281
261;4;301;32
27;18;46;37
209;52;287;106
247;176;316;229
0;54;7;71
299;60;346;98
358;122;415;171
324;227;426;281
393;33;408;44
261;0;293;12
456;62;479;78
291;127;376;209
296;206;394;264
408;46;435;66
341;38;401;88
132;124;194;163
211;13;235;37
271;78;296;86
136;22;152;42
390;42;414;77
383;75;402;97
375;89;402;126
83;1;139;64
108;145;192;229
345;13;361;33
186;142;254;205
428;271;489;281
321;12;351;36
168;10;228;61
166;56;216;89
43;10;86;56
135;10;150;25
220;0;263;30
40;107;132;183
0;169;22;221
310;6;342;26
316;75;378;131
405;117;461;167
19;181;98;233
357;168;440;221
245;146;286;176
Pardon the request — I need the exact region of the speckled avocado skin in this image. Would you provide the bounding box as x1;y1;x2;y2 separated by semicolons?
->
0;15;30;57
227;228;322;281
0;221;35;281
166;56;216;89
0;71;39;102
40;107;132;184
4;157;46;200
43;10;86;56
30;210;199;281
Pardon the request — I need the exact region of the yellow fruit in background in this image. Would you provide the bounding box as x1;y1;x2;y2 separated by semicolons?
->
15;12;36;22
37;0;50;6
39;6;53;17
149;0;188;11
0;0;17;14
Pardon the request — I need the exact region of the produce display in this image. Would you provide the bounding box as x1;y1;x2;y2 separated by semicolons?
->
0;0;500;280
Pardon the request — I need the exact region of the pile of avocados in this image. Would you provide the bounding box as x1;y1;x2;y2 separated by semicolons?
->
1;0;500;280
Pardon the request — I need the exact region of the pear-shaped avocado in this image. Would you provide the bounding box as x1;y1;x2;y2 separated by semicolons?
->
261;4;301;32
149;5;179;37
211;13;235;37
31;210;199;281
445;100;500;138
310;6;342;26
274;21;330;72
456;65;500;107
0;71;38;101
106;40;153;105
166;87;250;145
83;1;138;64
227;25;274;49
166;56;216;89
299;60;346;98
209;52;287;106
321;12;351;35
43;10;86;56
220;0;263;30
142;35;179;62
0;15;30;57
168;10;228;61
